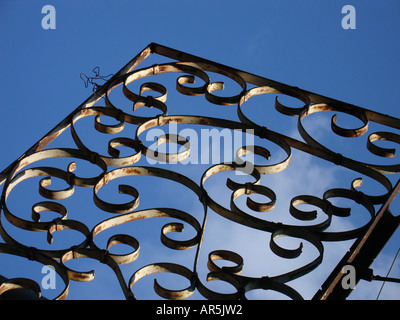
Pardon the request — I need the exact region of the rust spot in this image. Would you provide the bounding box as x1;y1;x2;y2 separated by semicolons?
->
124;167;142;176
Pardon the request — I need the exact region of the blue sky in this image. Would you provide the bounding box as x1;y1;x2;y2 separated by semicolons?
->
0;1;400;300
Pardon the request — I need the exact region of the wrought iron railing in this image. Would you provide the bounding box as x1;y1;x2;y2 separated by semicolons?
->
1;43;399;300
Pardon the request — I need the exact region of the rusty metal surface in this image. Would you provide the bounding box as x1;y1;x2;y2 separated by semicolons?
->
1;43;400;300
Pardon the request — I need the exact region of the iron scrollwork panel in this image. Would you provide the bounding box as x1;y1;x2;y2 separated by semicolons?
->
0;43;399;300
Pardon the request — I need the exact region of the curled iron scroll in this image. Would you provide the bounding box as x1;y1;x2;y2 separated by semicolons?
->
238;85;310;127
0;243;70;300
0;148;106;258
129;262;195;300
197;246;311;300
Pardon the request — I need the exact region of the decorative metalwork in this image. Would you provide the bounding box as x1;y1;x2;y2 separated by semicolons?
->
1;43;400;300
